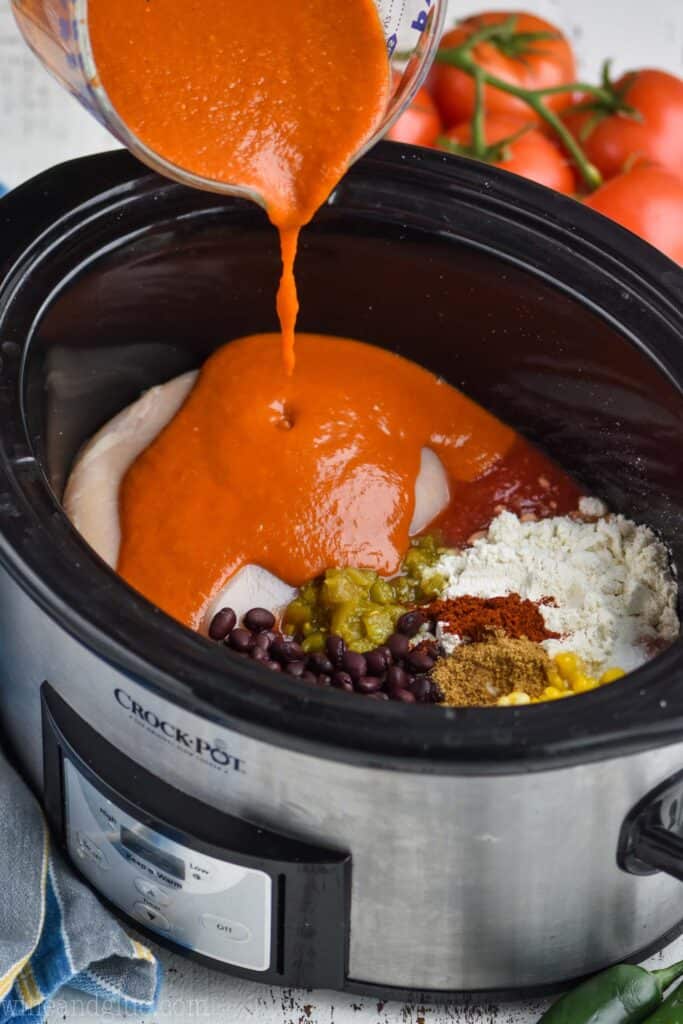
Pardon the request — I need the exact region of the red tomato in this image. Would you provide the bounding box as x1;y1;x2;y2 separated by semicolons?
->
441;113;577;194
564;69;683;181
583;163;683;264
432;12;576;128
386;85;442;147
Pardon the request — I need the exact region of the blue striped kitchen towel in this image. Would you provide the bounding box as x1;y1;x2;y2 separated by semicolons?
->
0;747;161;1024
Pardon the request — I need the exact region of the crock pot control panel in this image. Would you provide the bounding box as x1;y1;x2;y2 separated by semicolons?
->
42;685;350;988
64;761;272;970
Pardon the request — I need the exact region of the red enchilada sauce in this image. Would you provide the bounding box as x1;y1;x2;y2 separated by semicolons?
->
434;437;583;546
87;0;390;373
118;334;519;628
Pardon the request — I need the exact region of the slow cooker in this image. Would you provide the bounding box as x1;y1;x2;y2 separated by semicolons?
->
0;144;682;1001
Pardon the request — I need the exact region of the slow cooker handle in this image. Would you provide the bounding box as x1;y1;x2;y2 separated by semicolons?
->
619;771;683;881
630;824;683;882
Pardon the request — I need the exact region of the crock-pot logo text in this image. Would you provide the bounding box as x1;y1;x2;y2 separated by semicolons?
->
114;689;244;773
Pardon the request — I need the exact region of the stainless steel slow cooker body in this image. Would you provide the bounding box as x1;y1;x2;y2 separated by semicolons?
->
0;146;682;999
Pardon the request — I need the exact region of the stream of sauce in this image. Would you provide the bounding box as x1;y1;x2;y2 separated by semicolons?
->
88;0;390;373
117;334;516;628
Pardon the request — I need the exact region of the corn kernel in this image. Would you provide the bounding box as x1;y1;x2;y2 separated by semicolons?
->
554;652;583;683
572;675;598;694
547;687;574;702
545;667;568;690
542;686;562;700
600;667;626;685
509;691;531;706
498;691;532;707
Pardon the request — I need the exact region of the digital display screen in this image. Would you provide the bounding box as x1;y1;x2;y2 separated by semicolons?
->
120;826;186;880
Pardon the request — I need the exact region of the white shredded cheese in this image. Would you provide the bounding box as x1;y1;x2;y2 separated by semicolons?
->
429;511;679;673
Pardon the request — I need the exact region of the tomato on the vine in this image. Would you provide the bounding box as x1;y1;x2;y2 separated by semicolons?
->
440;113;577;194
386;85;442;148
432;12;576;128
583;162;683;264
564;69;683;181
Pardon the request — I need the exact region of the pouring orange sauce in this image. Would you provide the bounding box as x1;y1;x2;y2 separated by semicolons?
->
117;335;516;628
87;0;391;373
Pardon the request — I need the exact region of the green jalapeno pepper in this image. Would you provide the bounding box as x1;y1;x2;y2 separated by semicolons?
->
642;979;683;1023
538;959;683;1024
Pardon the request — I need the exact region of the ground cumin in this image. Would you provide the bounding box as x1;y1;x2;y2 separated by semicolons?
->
432;631;552;707
427;593;558;643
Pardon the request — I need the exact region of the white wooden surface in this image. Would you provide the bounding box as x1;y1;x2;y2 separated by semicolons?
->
43;934;683;1024
1;0;682;1021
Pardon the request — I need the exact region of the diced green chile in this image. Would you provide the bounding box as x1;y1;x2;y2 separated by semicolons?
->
538;961;683;1024
282;534;445;652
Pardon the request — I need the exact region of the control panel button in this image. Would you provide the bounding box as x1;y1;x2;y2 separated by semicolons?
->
134;879;171;906
200;914;251;943
97;805;118;834
75;832;109;870
132;902;171;931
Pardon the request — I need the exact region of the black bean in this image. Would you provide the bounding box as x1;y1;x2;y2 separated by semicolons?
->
245;607;276;632
366;691;390;701
251;646;268;662
263;660;282;672
229;628;254;652
411;676;432;702
286;661;306;677
317;675;332;688
397;610;426;637
394;688;416;703
307;652;334;675
209;607;236;641
387;633;410;660
269;639;288;662
271;639;304;663
253;631;272;651
326;635;346;666
342;650;367;680
355;676;383;694
386;665;410;690
301;671;318;684
332;671;354;692
365;647;389;675
406;649;435;672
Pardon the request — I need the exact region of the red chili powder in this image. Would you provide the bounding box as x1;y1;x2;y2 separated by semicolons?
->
427;594;559;643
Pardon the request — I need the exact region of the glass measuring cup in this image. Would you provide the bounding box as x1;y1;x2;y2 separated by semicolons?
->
11;0;447;201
